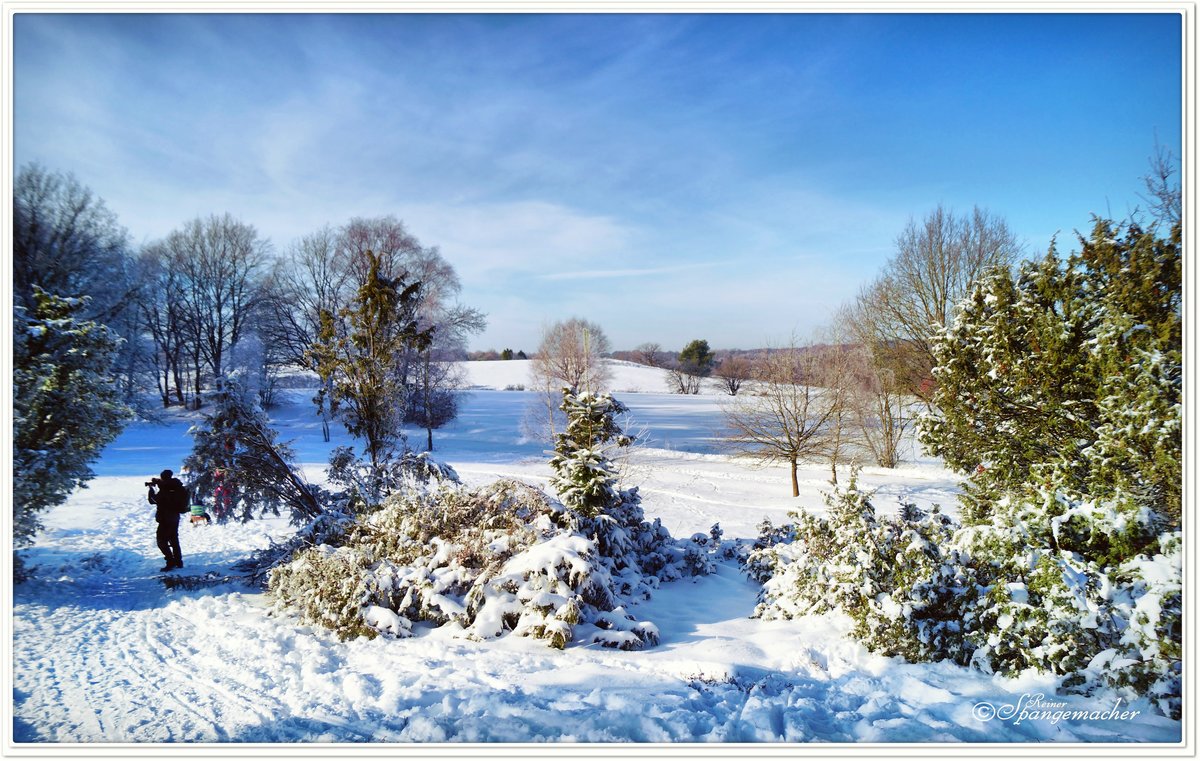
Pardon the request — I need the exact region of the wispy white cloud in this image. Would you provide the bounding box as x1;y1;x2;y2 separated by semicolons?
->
13;13;1178;352
537;261;721;281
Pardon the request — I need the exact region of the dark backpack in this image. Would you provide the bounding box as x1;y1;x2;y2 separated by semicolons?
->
163;479;190;515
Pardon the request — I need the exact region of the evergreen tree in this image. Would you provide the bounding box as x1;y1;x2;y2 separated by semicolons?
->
1080;220;1182;524
920;219;1181;527
670;338;715;394
14;288;131;557
548;388;633;518
678;339;714;375
309;250;433;501
183;375;323;523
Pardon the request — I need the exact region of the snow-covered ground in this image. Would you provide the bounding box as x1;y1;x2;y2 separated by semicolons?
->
11;361;1182;745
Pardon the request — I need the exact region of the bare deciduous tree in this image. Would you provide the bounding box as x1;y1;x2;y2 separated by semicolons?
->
832;306;916;469
406;338;466;452
811;341;863;485
338;216;425;288
714;353;754;395
138;243;190;407
14;163;147;403
527;318;612;440
722;339;846;497
666;366;702;395
855;205;1022;401
852;356;911;470
1140;141;1182;231
13;163;132;319
634;342;664;368
157;214;271;407
531;317;612;393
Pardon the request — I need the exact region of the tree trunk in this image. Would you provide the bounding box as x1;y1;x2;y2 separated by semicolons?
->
426;426;433;452
790;457;799;498
171;359;186;406
192;353;203;409
830;461;838;485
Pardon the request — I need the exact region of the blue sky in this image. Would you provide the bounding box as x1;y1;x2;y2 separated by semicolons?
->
13;12;1182;352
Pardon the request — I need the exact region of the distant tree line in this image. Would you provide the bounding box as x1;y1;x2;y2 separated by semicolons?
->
468;348;527;360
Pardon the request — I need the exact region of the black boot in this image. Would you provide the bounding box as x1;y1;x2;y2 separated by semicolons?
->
160;563;175;572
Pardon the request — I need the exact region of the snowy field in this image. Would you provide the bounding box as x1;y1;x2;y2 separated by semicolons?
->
11;361;1182;746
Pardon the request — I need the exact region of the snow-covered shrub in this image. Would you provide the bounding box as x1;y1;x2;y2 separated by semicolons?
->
235;505;358;589
1104;531;1182;719
268;477;696;649
852;501;969;663
268;543;384;640
746;479;1182;717
269;388;708;650
953;489;1180;717
747;476;965;662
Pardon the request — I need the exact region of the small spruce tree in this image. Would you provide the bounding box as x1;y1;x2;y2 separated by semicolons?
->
548;387;633;518
184;375;323;523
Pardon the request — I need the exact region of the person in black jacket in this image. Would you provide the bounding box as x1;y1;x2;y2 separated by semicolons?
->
148;469;186;572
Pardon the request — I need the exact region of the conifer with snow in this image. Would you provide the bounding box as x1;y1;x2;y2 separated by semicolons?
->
184;375;323;523
548;387;633;518
13;288;131;569
308;249;433;502
919;219;1181;526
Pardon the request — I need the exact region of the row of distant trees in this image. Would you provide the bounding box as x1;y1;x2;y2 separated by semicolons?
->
14;162;484;418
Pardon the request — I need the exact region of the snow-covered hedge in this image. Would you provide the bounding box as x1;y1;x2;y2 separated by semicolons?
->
746;478;1181;718
268;478;712;649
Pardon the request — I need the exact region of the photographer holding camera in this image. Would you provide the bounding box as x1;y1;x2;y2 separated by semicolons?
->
147;469;188;572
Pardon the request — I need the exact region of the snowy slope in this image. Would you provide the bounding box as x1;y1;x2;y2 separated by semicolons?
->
462;357;711;395
11;368;1182;745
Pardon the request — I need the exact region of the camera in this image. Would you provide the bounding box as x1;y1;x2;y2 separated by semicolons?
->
145;477;160;487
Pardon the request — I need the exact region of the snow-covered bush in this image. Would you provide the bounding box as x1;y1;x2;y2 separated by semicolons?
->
327;445;460;509
269;388;712;650
747;475;964;662
234;506;358;589
268;477;701;649
240;447;459;588
1104;531;1182;718
746;480;1182;718
953;489;1180;718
